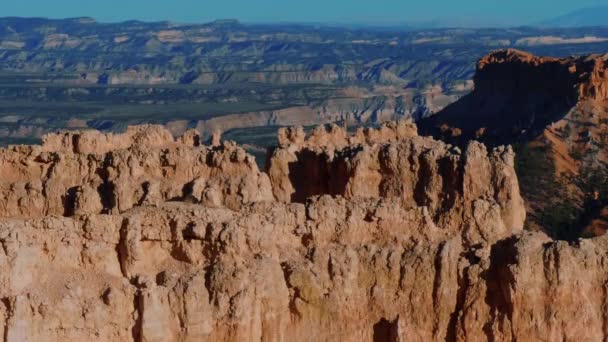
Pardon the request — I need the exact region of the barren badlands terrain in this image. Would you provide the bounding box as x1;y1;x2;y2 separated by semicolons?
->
0;17;607;145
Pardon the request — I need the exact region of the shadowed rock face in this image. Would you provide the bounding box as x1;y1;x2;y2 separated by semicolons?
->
421;49;608;145
418;49;608;238
0;118;604;341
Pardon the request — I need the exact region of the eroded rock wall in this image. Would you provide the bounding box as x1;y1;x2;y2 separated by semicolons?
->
267;120;525;245
2;199;607;341
0;120;603;341
0;125;273;218
420;49;608;145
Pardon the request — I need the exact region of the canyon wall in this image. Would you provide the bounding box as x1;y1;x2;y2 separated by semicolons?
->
0;119;606;341
418;49;608;237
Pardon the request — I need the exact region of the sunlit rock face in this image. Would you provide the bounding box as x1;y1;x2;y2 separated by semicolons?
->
0;125;273;218
1;118;605;342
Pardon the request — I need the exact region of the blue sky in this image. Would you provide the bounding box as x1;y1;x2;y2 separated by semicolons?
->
2;0;607;25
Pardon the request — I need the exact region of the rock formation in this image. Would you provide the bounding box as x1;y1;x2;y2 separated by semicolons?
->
3;48;608;340
420;49;608;238
267;120;525;242
0;116;604;341
421;48;608;144
0;125;273;218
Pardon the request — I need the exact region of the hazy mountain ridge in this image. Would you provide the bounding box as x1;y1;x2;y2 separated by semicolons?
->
0;17;608;85
541;6;608;28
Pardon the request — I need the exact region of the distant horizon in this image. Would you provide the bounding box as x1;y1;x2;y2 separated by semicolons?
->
2;1;607;28
2;9;607;30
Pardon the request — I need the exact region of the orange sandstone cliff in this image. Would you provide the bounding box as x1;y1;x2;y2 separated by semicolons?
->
421;49;608;144
421;49;608;238
0;119;606;341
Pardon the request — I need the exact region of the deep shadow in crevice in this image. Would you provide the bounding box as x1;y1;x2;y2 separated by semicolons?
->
131;291;143;342
373;317;399;342
1;297;10;342
62;186;79;217
96;155;116;214
287;149;351;203
481;236;520;341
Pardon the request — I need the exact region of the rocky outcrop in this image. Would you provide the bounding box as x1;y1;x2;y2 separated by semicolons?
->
419;49;608;238
475;49;608;106
421;49;608;144
0;125;272;218
2;201;606;341
2;120;608;341
267;120;525;244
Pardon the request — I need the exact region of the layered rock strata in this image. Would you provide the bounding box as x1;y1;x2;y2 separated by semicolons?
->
0;120;602;341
